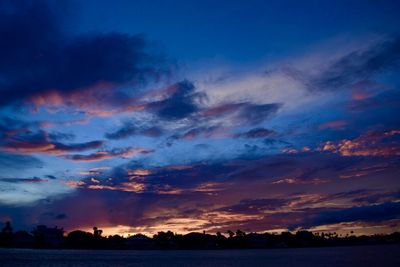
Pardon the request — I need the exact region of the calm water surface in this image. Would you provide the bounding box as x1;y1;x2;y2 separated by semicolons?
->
0;245;399;267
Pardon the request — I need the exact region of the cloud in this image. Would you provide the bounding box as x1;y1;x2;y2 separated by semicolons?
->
200;102;281;125
320;129;400;156
41;212;68;220
351;191;400;204
235;128;275;138
105;124;139;139
0;0;170;107
0;130;104;155
306;202;400;227
216;198;289;214
76;149;381;198
200;103;245;117
0;178;73;206
64;147;154;162
175;125;223;141
238;103;281;124
271;177;328;185
147;80;205;120
105;123;163;140
55;213;67;220
310;37;400;90
2;150;398;232
0;116;38;139
0;1;399;237
0;153;43;170
45;175;57;180
48;132;75;142
74;160;238;196
348;89;400;112
0;177;45;183
318;120;348;130
195;66;317;116
350;80;388;101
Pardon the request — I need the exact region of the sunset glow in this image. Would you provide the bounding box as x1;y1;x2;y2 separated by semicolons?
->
0;0;399;237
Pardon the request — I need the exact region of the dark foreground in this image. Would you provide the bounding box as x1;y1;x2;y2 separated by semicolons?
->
1;245;399;267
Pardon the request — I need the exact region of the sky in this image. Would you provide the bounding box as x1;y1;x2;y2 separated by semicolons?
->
0;0;400;236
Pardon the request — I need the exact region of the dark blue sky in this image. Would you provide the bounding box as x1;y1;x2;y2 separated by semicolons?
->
0;0;399;236
76;0;400;62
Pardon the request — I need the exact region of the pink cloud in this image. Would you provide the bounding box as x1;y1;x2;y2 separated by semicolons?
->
319;120;348;130
1;131;104;155
320;130;400;156
351;80;387;101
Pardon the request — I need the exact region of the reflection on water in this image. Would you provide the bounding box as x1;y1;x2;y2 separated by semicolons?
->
0;245;399;267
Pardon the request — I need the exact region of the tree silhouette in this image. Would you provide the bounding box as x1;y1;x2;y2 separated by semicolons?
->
1;221;399;249
0;221;13;247
93;227;103;237
227;230;235;238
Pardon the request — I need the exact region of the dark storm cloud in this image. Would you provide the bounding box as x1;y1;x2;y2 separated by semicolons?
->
105;123;163;140
311;37;400;90
0;0;169;106
147;80;205;120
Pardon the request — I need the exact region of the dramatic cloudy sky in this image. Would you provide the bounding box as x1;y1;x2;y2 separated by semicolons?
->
1;0;400;236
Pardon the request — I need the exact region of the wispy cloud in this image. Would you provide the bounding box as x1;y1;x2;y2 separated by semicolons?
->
1;130;104;155
64;147;154;162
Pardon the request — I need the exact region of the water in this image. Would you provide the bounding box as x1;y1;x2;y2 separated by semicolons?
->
0;245;399;267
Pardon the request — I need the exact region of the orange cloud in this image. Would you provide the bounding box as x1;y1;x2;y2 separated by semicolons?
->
128;169;153;176
86;182;146;193
27;82;148;117
64;180;86;188
320;130;400;156
1;131;104;155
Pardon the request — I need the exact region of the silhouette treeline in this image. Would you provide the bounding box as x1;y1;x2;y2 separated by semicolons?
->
1;221;399;250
